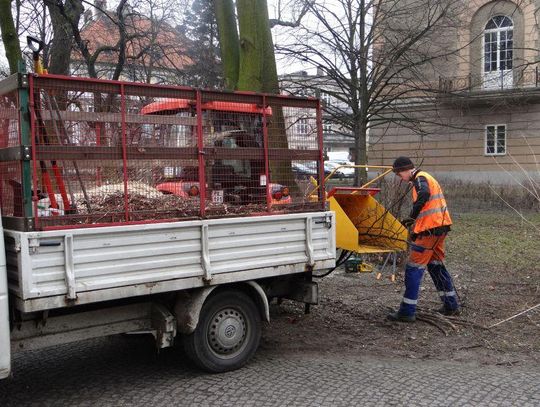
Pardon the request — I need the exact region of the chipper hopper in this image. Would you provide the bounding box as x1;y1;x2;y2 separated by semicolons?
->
312;165;408;255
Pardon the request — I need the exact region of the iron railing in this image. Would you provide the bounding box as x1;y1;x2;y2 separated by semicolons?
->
439;67;540;93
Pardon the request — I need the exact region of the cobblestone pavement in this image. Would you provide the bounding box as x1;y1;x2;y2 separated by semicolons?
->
1;335;539;406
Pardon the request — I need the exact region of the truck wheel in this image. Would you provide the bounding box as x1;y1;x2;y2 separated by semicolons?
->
182;290;261;373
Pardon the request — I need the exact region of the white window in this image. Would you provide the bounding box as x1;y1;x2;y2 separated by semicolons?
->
322;121;332;133
296;118;309;135
485;125;506;155
321;92;332;107
483;16;513;88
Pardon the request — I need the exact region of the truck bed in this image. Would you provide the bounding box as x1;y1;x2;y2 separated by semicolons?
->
6;212;335;313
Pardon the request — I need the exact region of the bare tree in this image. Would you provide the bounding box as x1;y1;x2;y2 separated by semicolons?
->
276;0;464;183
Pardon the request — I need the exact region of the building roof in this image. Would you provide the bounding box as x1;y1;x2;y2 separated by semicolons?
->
72;8;191;73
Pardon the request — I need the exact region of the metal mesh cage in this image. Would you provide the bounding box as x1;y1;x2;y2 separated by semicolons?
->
0;73;325;231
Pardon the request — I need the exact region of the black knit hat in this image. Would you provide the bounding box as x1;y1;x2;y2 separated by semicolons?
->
392;156;415;173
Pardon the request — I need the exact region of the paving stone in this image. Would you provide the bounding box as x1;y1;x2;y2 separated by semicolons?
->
0;336;539;406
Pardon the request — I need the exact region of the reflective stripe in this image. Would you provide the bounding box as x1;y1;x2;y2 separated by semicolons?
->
407;262;426;269
429;193;445;201
416;206;448;219
438;290;456;297
429;260;443;266
402;297;418;305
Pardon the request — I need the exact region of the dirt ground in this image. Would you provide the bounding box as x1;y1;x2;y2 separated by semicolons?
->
261;210;540;368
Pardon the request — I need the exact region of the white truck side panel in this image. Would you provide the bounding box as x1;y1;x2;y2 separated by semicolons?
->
6;212;335;312
0;210;11;379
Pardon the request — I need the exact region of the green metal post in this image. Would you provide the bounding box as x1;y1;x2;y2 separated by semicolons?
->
17;61;34;228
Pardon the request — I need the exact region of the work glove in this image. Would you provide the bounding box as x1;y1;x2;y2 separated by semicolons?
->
401;217;415;228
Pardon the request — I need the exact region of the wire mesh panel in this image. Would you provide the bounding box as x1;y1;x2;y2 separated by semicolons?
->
0;161;23;218
29;76;199;229
0;91;20;148
266;96;324;213
0;83;25;226
200;93;269;217
0;73;325;230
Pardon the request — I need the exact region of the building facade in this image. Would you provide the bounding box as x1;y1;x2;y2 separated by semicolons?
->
370;0;540;183
71;1;190;84
279;71;355;157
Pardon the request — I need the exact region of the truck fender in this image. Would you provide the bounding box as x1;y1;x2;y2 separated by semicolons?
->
174;282;270;335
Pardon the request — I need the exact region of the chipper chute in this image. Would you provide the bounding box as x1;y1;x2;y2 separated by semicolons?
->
328;187;407;253
310;165;408;254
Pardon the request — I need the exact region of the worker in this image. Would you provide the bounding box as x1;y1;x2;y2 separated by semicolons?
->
388;157;460;322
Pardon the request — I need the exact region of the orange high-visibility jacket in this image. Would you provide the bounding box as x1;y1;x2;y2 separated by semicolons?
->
412;171;452;234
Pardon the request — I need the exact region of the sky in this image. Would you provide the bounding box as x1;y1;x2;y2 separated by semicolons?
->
0;0;330;76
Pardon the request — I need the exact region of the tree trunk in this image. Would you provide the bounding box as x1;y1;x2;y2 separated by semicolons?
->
214;0;239;90
239;0;291;185
214;0;293;185
47;0;84;76
0;0;21;74
353;119;368;185
236;0;264;91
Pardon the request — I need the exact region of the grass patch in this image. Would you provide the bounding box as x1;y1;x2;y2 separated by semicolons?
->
447;211;540;275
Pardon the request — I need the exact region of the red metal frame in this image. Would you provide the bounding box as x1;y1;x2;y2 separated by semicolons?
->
96;124;102;187
32;73;197;93
327;187;381;198
316;99;325;208
120;84;129;221
8;74;325;230
196;90;206;217
262;96;271;210
28;75;40;229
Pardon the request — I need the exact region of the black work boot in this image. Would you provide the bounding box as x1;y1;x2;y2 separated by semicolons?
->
387;311;416;322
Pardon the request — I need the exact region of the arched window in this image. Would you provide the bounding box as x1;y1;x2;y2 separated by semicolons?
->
484;16;513;75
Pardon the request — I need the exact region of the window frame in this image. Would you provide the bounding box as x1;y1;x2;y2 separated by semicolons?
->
295;117;309;135
321;91;332;107
322;120;332;133
482;15;513;74
484;124;507;156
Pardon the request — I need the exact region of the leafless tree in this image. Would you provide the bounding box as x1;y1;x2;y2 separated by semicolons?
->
275;0;465;183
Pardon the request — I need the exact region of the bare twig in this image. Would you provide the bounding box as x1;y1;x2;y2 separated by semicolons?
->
489;303;540;328
416;315;449;336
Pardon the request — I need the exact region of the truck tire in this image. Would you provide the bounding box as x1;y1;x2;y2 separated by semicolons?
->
182;290;261;373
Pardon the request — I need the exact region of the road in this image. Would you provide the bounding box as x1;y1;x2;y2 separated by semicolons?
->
1;335;539;406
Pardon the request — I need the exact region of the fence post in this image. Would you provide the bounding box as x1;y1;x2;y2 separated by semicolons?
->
196;90;206;218
262;95;271;212
120;84;129;222
316;99;325;207
22;65;37;230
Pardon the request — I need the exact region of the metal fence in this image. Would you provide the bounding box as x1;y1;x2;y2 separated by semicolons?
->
0;73;325;231
439;67;540;93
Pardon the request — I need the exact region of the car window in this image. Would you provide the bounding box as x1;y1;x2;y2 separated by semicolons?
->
221;136;252;178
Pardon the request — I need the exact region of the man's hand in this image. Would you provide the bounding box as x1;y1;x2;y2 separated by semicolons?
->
401;217;415;228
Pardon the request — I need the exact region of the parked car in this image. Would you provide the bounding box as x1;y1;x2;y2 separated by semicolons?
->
326;160;355;178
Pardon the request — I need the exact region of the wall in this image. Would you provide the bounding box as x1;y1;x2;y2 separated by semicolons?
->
369;99;540;184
